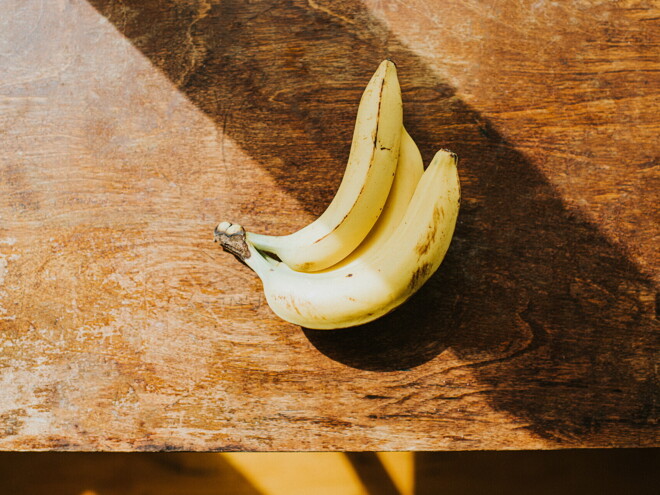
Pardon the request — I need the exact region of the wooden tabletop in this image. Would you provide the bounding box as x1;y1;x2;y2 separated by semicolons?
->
0;0;658;451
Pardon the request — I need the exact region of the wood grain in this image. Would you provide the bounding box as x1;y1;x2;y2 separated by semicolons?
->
0;0;657;450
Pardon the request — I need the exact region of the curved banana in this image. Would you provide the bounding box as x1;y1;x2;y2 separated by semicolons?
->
319;126;424;272
216;149;460;330
245;60;403;272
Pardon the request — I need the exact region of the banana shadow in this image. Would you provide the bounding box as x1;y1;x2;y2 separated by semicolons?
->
86;0;657;444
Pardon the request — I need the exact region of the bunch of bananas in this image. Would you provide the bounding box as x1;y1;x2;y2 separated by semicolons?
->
215;60;460;330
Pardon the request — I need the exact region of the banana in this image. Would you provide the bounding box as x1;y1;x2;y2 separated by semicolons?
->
319;126;424;272
245;60;403;272
215;149;460;330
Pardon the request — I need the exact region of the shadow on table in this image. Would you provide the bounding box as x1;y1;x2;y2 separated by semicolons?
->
413;449;660;495
85;0;657;444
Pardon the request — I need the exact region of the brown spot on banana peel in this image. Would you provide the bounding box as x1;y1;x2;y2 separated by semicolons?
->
408;262;433;291
415;206;442;257
274;294;298;315
372;70;386;148
275;294;312;318
297;261;315;271
288;295;303;316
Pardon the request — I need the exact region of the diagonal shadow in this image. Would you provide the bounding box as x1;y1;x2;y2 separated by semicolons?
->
345;452;401;495
86;0;658;444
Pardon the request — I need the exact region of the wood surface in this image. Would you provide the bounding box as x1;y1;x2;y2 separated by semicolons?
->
0;0;658;451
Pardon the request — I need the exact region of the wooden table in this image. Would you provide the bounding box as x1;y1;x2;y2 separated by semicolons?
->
1;0;657;451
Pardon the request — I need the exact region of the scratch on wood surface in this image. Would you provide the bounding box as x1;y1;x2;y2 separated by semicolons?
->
307;0;358;26
177;0;212;88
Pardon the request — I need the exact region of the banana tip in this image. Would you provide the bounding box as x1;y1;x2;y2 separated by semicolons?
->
433;149;459;166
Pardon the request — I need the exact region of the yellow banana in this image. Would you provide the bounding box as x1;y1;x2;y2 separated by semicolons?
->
245;60;403;272
319;126;423;272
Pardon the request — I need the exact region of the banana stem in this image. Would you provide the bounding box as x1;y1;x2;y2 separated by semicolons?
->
214;223;251;261
244;231;281;254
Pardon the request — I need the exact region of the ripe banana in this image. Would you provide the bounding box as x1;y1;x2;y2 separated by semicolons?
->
319;126;424;272
246;60;403;272
215;149;460;329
